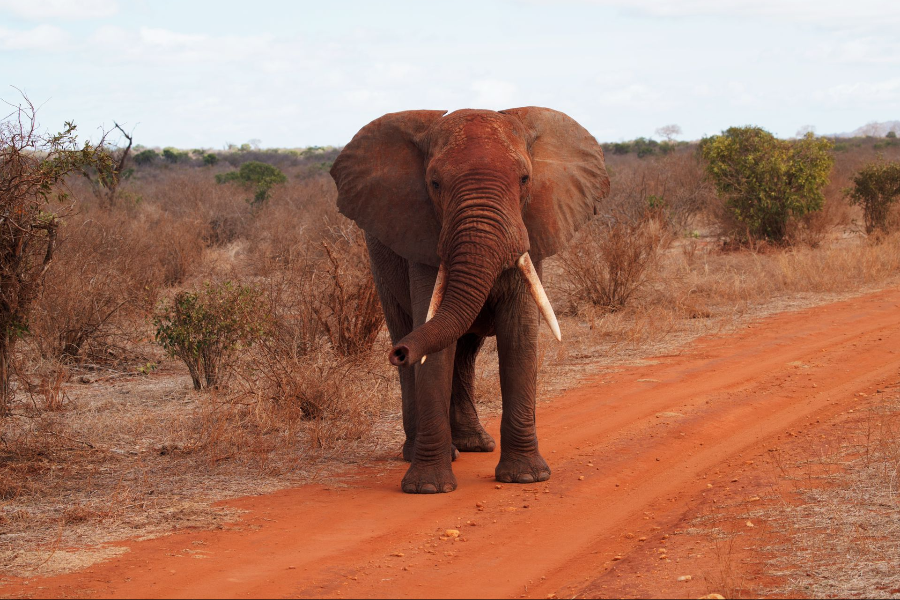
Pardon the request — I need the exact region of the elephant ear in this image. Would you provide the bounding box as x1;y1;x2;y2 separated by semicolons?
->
330;110;447;267
501;107;610;262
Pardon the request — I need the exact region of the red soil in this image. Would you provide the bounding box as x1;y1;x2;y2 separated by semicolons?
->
6;287;900;599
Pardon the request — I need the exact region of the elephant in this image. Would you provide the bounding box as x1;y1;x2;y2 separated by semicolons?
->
330;107;610;493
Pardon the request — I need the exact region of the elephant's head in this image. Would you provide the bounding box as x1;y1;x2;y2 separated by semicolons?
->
330;107;610;367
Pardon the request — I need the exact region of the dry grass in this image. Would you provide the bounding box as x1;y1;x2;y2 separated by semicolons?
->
755;392;900;598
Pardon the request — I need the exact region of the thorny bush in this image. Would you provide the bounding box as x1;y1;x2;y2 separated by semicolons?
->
559;208;670;313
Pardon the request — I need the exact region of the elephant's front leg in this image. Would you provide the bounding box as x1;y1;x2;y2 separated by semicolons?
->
493;269;551;484
401;264;458;494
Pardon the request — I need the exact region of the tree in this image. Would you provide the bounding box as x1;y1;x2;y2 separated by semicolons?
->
0;94;111;411
846;160;900;234
133;148;158;166
655;124;682;143
81;121;134;207
215;161;287;208
701;127;833;243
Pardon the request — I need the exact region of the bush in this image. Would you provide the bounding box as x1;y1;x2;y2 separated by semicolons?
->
34;211;158;361
847;160;900;234
133;149;158;166
154;282;270;390
560;209;670;313
162;147;188;164
702;128;833;243
311;229;384;356
216;161;287;208
202;153;218;166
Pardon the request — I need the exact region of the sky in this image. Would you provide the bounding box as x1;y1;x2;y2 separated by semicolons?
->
1;0;899;149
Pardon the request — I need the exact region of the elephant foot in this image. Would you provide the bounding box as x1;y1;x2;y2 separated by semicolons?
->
495;451;551;484
452;429;496;453
401;462;457;494
403;439;458;462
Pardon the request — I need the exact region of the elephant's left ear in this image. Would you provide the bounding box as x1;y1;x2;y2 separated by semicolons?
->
501;107;610;262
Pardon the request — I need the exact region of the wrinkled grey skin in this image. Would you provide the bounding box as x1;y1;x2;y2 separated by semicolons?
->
330;107;609;493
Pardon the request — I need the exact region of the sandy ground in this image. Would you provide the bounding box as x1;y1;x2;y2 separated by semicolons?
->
3;286;900;599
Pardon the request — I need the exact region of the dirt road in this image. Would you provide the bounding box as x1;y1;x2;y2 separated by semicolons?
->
7;287;900;599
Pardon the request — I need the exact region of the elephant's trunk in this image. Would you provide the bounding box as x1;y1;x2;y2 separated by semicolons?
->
389;206;523;367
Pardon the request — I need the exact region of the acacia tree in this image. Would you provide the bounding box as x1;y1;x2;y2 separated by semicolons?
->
702;127;833;243
0;94;111;411
655;124;682;143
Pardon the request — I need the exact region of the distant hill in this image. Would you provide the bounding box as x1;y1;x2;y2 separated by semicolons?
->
832;120;900;138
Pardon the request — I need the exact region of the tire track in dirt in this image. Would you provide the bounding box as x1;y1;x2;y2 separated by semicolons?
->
6;288;900;599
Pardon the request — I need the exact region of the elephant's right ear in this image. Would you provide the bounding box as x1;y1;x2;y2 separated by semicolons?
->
330;110;447;266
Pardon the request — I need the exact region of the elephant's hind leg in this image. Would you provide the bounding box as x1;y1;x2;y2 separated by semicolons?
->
450;334;496;452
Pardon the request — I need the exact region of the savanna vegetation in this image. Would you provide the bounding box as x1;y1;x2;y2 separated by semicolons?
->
2;102;900;578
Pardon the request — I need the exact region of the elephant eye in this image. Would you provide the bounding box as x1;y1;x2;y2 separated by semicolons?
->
520;175;530;185
431;180;440;191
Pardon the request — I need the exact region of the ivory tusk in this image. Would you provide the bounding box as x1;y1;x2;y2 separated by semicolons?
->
420;263;449;366
516;253;562;342
426;262;448;323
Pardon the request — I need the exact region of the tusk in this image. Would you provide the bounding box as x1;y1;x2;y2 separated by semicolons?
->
421;263;449;365
426;262;448;323
516;253;562;342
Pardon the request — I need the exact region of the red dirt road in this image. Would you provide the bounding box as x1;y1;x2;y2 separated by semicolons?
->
7;288;900;599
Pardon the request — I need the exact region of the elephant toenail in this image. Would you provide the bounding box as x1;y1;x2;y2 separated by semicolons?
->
517;473;535;483
420;483;438;494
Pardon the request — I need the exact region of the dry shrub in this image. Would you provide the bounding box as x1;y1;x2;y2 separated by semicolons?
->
312;227;384;356
786;195;854;247
195;350;395;465
604;150;715;234
559;210;671;313
31;205;205;364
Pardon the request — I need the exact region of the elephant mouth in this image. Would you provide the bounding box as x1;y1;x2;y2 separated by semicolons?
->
390;251;561;367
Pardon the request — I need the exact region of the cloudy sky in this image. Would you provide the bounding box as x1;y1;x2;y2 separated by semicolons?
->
2;0;898;148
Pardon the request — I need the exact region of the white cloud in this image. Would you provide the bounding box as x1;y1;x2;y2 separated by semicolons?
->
579;0;900;32
814;78;900;107
0;0;118;20
0;24;69;50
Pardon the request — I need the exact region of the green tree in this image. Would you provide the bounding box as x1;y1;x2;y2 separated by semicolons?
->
162;147;186;163
701;127;833;242
215;161;287;208
134;149;159;166
846;160;900;234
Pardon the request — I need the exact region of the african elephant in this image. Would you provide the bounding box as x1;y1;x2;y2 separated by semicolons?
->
330;107;610;493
